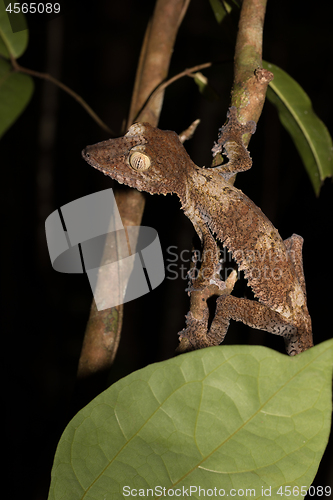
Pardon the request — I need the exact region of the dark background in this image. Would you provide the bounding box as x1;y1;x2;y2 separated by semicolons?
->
3;1;333;498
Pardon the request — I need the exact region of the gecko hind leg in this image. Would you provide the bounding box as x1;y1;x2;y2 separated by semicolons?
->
206;295;297;347
284;234;307;297
178;308;210;351
283;234;313;355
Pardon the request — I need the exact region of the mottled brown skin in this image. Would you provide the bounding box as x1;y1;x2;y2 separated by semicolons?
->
82;109;313;355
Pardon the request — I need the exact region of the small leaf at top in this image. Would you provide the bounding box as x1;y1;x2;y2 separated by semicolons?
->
0;1;28;58
208;0;240;24
193;72;219;101
0;58;34;137
263;61;333;195
208;0;228;23
48;340;333;500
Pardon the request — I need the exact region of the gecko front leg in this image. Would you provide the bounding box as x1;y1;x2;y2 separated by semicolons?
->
178;270;238;351
178;221;226;352
210;106;256;180
187;221;226;293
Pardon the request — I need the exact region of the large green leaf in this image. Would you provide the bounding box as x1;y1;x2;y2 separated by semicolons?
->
263;61;333;195
0;58;33;137
0;0;28;58
48;340;333;500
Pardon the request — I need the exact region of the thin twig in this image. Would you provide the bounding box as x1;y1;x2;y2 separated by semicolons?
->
135;62;212;123
152;61;212;97
11;58;114;135
177;0;192;27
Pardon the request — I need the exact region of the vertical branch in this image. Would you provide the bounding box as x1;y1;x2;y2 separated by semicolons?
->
179;0;272;353
76;0;191;393
76;191;145;381
128;0;191;126
231;0;273;136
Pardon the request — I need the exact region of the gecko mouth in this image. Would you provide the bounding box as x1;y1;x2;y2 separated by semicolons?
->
82;147;112;173
82;147;115;176
82;147;96;166
82;147;91;160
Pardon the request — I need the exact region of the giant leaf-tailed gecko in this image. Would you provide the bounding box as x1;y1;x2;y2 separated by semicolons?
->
82;107;313;355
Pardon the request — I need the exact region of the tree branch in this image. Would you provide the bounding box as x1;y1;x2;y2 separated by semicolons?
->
128;0;191;127
179;0;272;353
76;0;191;389
232;0;273;134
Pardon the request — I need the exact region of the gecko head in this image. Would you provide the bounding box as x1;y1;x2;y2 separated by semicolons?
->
82;122;193;199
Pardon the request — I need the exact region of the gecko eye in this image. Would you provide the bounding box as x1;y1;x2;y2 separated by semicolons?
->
129;151;151;171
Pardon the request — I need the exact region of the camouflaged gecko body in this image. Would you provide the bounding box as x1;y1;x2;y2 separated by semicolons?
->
82;108;313;355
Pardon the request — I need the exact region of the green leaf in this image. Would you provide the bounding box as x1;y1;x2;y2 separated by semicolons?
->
208;0;240;23
48;340;333;500
0;58;34;137
193;71;219;101
0;0;28;58
208;0;228;23
263;61;333;195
